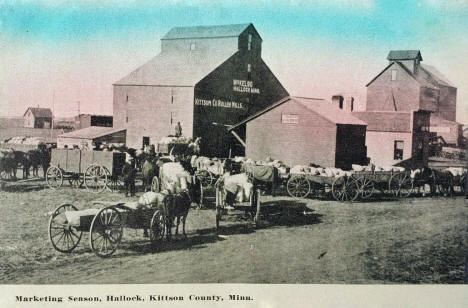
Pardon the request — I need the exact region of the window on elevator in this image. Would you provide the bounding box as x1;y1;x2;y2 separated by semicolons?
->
248;34;252;51
391;69;397;81
190;43;196;51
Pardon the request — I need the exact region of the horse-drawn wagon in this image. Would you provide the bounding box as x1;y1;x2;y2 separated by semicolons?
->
287;172;360;201
352;169;414;199
46;148;125;193
214;173;262;232
48;200;165;257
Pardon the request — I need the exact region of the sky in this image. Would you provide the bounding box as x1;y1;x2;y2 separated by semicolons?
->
0;0;467;123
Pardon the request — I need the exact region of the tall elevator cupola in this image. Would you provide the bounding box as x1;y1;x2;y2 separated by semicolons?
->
387;50;422;75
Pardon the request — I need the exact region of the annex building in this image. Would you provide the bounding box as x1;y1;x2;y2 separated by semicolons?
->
365;50;461;146
113;23;289;156
230;96;368;169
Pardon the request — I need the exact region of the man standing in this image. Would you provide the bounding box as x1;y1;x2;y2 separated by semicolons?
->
175;121;182;137
122;154;136;197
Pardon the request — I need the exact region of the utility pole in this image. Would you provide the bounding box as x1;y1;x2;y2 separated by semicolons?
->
51;90;55;140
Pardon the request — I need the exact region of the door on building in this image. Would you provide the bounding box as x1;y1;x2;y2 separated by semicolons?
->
142;137;150;148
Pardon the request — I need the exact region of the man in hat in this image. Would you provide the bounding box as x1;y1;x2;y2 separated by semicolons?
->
122;153;137;197
175;122;182;137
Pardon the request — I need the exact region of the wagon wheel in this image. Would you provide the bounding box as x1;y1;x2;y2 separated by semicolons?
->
196;170;213;188
48;203;82;253
107;175;123;192
149;210;165;244
84;165;107;193
389;173;414;198
102;167;122;192
46;166;63;190
332;176;359;202
355;176;375;199
89;206;123;257
286;175;311;198
68;173;83;188
151;176;160;192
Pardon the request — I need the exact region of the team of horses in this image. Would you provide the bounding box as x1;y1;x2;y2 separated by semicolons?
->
0;146;50;180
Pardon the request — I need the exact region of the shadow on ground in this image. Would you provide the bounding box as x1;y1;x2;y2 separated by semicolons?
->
115;199;323;258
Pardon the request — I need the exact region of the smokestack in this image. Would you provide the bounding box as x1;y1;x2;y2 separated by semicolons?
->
332;94;354;112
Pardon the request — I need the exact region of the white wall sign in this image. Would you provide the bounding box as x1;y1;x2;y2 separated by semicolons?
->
282;114;299;124
233;79;260;94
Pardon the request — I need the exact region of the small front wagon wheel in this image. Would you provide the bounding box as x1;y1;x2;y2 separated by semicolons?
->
149;210;165;245
46;166;63;190
287;175;311;198
89;207;123;257
49;203;82;253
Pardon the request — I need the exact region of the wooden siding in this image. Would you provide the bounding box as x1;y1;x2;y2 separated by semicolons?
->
113;85;194;149
365;131;413;166
246;99;337;167
366;63;421;112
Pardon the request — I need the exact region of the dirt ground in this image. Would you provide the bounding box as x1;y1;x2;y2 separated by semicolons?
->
0;178;466;284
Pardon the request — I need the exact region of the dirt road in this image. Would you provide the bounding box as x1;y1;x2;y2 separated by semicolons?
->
0;181;466;283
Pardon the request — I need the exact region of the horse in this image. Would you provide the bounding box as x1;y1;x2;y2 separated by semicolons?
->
141;156;160;192
0;149;17;180
412;167;454;196
188;137;201;156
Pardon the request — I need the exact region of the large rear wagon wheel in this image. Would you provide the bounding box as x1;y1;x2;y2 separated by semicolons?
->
89;207;123;257
46;166;63;190
48;203;82;253
84;165;107;193
332;177;359;202
287;175;311;198
389;173;414;198
356;176;375;199
149;210;165;245
196;170;213;188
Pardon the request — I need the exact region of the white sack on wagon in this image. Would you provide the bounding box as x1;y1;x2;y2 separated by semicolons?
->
392;166;405;172
221;173;254;203
290;165;307;174
159;136;178;144
233;156;246;163
444;167;466;177
160;162;190;190
352;164;365;171
64;209;100;226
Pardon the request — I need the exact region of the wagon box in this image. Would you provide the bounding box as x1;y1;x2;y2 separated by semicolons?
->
47;149;126;192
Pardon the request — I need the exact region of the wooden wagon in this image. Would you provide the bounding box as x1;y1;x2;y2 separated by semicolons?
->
46;149;125;193
48;201;165;257
287;173;360;202
214;181;262;232
352;170;414;199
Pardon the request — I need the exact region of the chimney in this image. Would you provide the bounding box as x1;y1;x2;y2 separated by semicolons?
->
332;94;354;112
